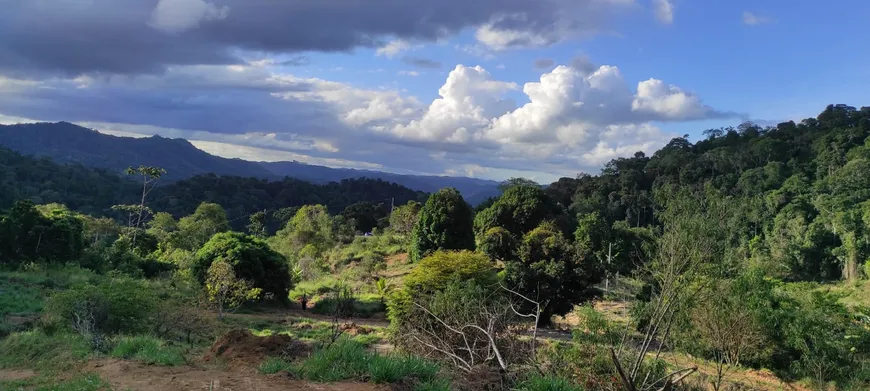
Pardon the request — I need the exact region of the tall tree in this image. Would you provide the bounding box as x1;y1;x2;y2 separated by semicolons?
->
124;165;166;247
410;188;475;261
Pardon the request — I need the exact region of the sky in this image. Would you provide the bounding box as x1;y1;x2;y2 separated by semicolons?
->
1;0;868;183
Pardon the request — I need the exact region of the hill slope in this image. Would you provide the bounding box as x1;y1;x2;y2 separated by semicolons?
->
0;122;500;202
0;122;273;181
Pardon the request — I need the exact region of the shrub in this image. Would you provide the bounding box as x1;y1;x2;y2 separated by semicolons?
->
110;335;185;366
403;250;496;294
44;277;158;337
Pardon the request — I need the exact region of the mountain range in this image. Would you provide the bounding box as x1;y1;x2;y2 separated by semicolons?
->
0;122;501;205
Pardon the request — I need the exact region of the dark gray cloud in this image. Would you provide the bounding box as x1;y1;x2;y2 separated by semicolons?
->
401;56;442;69
0;0;615;77
534;58;555;69
570;55;598;74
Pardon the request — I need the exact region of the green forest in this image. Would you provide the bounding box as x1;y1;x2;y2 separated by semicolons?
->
3;104;870;391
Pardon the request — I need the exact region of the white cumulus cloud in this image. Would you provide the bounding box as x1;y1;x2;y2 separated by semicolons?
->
653;0;674;24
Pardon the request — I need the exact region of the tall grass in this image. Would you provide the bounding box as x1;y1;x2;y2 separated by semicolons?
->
110;335;185;366
0;331;92;370
258;357;293;374
367;354;439;384
294;338;440;385
294;338;371;382
516;374;585;391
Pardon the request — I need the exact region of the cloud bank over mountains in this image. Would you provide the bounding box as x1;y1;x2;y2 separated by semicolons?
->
0;0;735;181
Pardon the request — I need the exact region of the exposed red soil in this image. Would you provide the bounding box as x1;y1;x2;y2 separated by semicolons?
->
203;329;312;364
89;359;386;391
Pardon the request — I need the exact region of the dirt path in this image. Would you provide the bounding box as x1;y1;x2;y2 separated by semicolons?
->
0;369;36;381
89;359;386;391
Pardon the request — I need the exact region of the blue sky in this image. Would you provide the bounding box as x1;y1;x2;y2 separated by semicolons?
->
0;0;867;182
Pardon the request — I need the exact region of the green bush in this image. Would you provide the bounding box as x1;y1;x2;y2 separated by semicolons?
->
411;188;475;261
516;374;585;391
259;357;293;374
367;354;439;384
44;277;158;335
110;335;185;366
193;232;291;301
403;250;496;293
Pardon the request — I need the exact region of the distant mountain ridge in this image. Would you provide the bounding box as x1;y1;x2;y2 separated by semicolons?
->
0;122;501;204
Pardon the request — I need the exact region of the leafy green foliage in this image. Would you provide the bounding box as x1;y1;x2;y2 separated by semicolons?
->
44;276;158;335
389;200;422;236
411;188;475;261
403;250;496;294
505;222;602;323
193;232;290;300
205;260;262;319
150;175;426;232
473;185;567;240
0;200;85;266
176;202;230;251
341;201;388;233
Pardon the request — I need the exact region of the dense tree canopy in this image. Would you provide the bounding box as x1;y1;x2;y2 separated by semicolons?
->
410;188;475;261
193;232;291;302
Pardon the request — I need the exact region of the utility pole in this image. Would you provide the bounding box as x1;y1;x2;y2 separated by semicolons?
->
390;197;394;214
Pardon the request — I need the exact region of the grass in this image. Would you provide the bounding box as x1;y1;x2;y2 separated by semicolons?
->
413;378;452;391
0;373;114;391
0;266;102;335
293;338;371;382
293;337;441;385
0;331;93;371
258;357;293;374
236;315;385;346
110;335;186;366
367;354;439;384
515;374;586;391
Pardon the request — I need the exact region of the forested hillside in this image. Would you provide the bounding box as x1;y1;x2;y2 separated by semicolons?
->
0;146;138;215
0;121;501;202
549;103;870;282
149;174;428;232
3;104;870;391
0;122;274;181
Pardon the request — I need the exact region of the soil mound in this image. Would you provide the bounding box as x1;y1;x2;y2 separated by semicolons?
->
340;322;374;335
203;329;310;362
